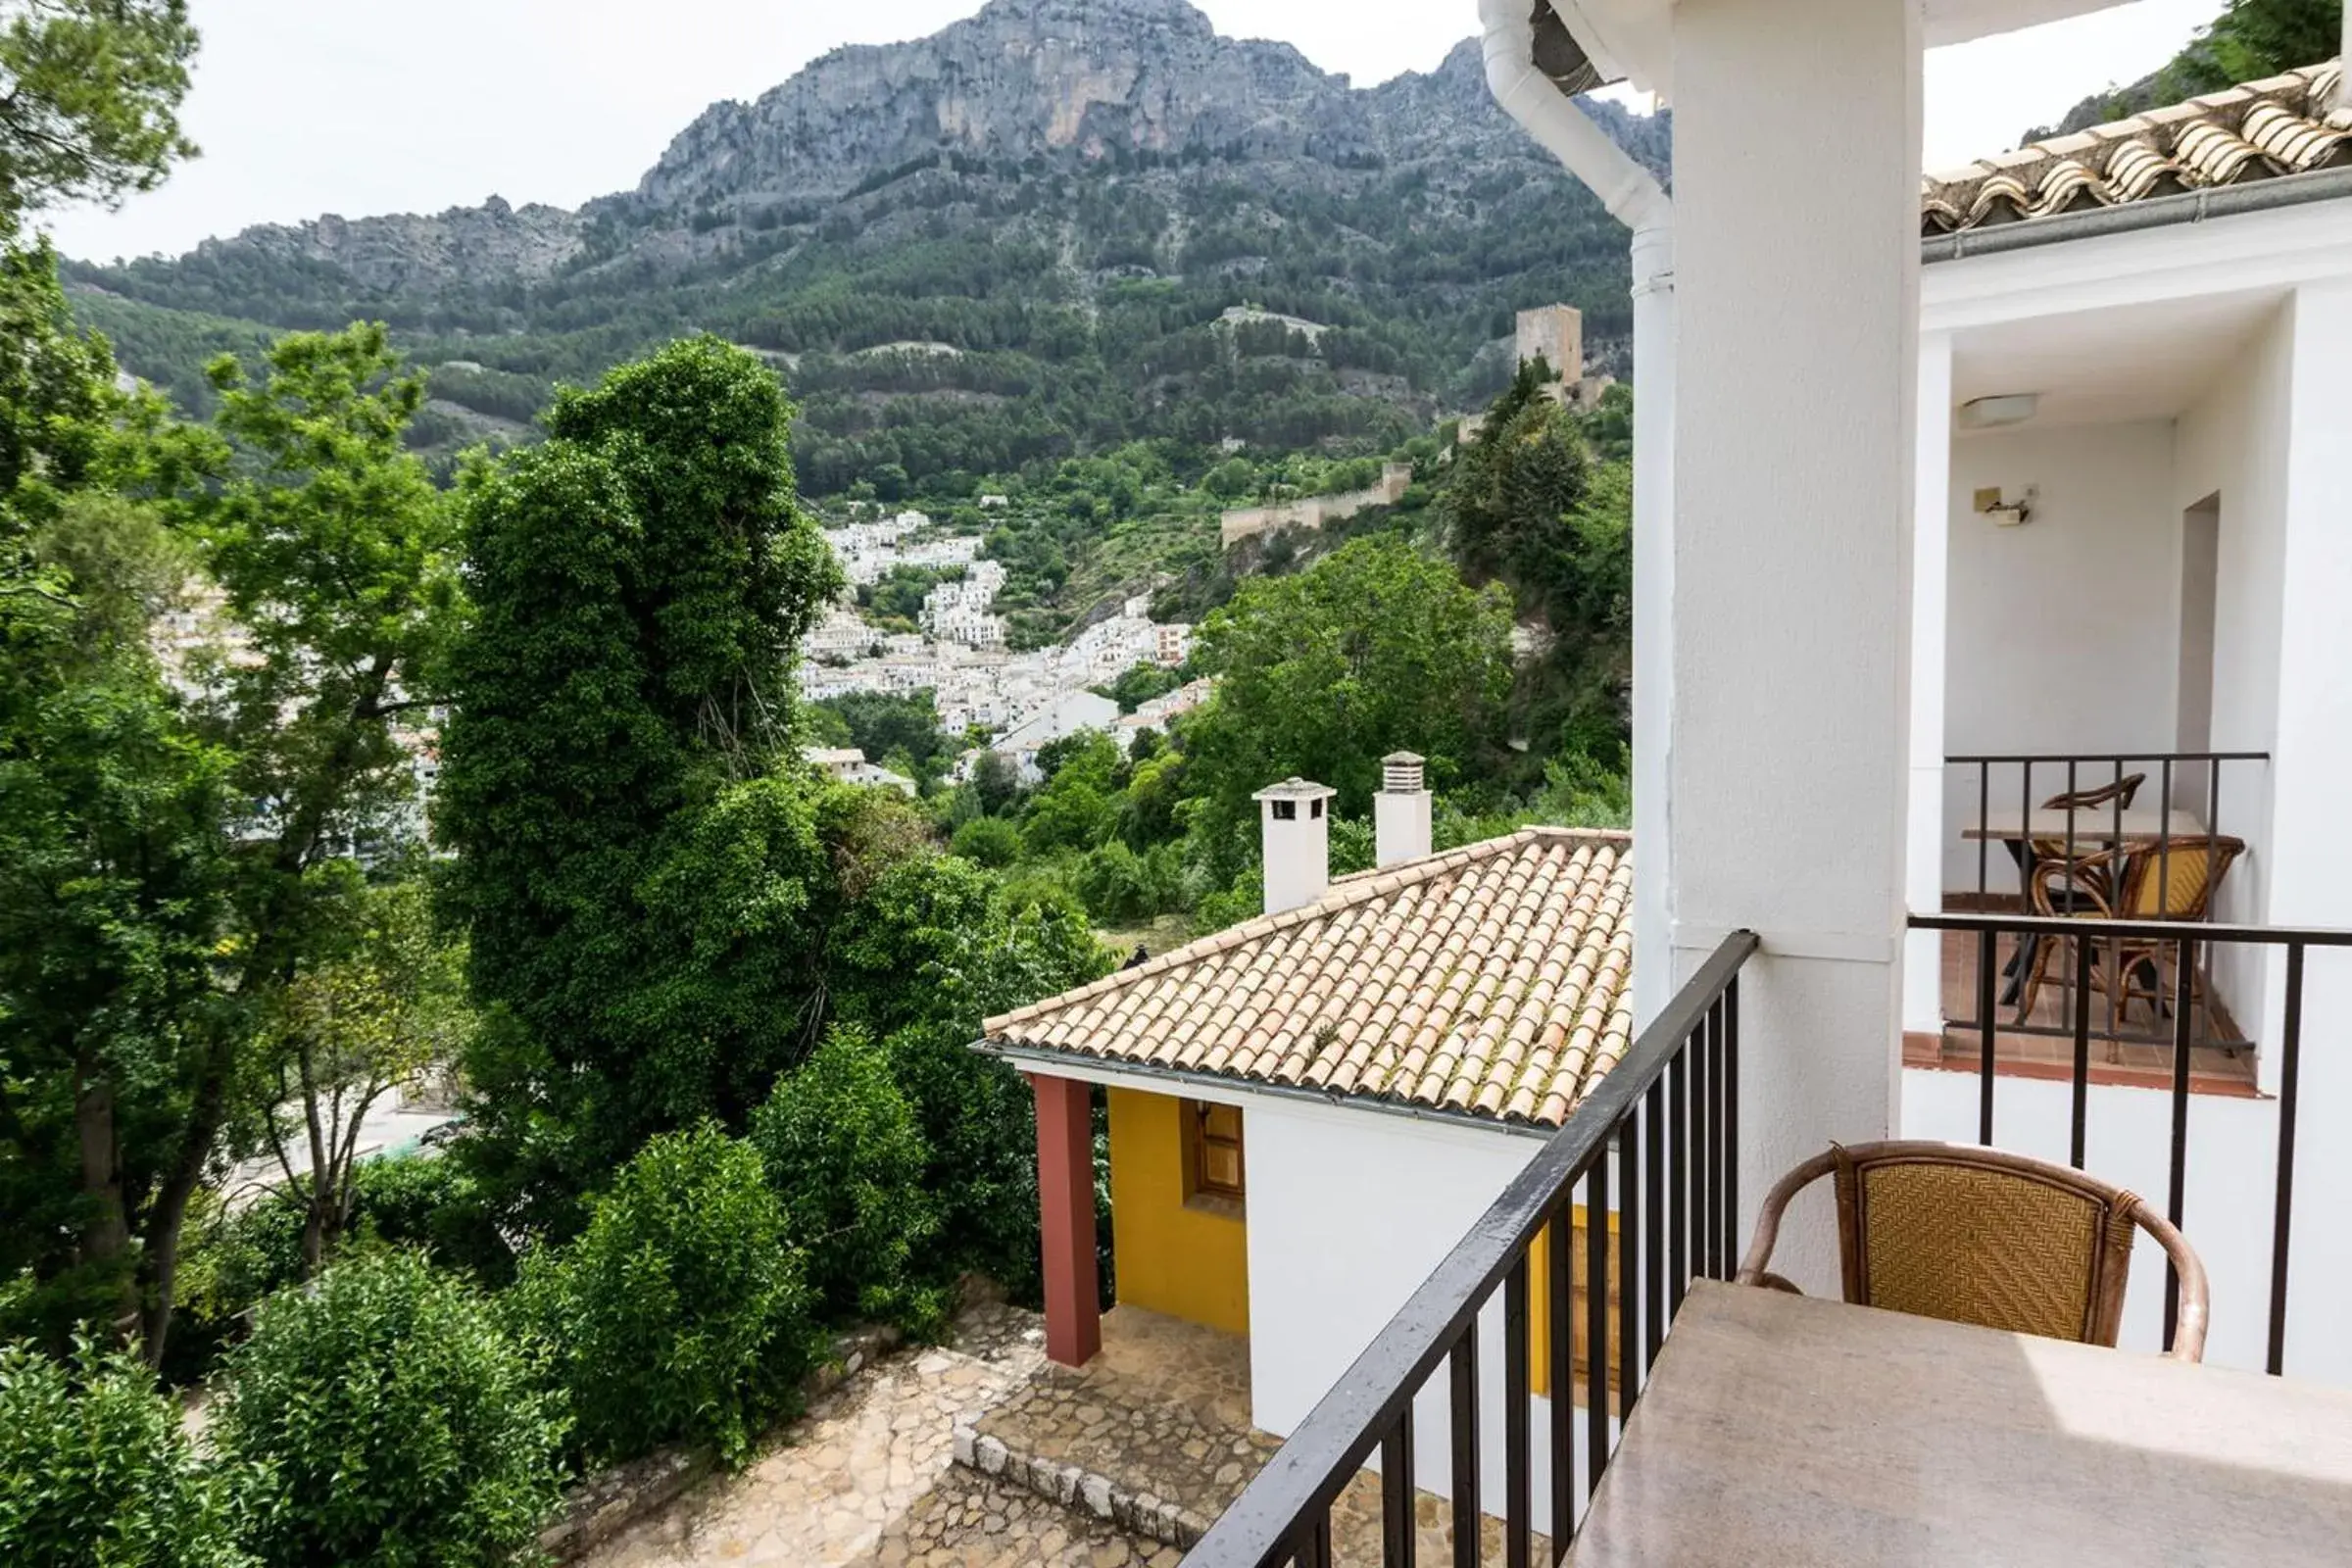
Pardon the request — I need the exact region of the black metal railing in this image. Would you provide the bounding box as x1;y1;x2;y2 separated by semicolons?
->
1950;750;2268;904
1912;909;2352;1375
1948;752;2268;1050
1185;932;1758;1568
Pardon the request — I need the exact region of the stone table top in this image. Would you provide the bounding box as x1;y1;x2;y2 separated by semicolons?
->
1569;1281;2352;1567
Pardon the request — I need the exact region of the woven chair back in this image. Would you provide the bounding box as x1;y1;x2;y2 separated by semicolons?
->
1835;1148;2133;1345
1737;1141;2210;1360
2121;835;2246;919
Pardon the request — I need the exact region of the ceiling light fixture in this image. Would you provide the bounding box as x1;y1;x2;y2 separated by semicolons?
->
1957;393;2040;430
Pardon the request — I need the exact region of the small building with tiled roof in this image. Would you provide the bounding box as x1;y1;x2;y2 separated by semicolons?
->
981;755;1632;1451
984;826;1633;1127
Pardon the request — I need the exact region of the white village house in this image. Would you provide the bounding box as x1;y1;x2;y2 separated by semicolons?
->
978;6;2352;1558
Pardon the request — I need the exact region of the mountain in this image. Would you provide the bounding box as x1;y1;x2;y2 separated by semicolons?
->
61;0;1665;494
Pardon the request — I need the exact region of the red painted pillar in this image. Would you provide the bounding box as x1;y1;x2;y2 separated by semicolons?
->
1031;1072;1101;1366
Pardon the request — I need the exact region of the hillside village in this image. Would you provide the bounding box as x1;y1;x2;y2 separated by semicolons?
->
800;509;1199;781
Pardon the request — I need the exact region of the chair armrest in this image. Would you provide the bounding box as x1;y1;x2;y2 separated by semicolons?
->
1733;1268;1804;1296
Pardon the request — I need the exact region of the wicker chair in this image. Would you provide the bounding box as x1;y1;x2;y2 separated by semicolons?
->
1734;1141;2208;1360
2016;834;2247;1023
2025;772;2144;914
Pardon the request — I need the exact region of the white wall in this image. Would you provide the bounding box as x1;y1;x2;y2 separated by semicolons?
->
1937;419;2182;895
1904;336;1955;1035
1667;0;1918;1291
1247;1103;1596;1536
2258;282;2352;1313
2173;300;2293;1048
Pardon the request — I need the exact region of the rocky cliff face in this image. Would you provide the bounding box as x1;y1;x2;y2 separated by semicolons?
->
193;194;584;295
71;0;1665;465
633;0;1383;213
153;0;1661;294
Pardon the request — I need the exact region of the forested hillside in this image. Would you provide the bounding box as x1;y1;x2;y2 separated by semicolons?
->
61;0;1666;495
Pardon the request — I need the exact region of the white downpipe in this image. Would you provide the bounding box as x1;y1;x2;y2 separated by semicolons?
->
1480;0;1678;1024
1479;0;1671;234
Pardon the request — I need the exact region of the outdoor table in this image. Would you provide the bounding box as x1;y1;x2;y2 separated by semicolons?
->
1568;1281;2352;1566
1960;806;2205;1004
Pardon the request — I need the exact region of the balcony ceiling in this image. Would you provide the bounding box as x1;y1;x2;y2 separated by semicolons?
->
1534;0;2136;97
1951;286;2286;427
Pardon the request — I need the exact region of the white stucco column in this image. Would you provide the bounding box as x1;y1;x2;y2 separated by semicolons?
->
1668;0;1921;1287
1903;333;1954;1041
1631;223;1677;1029
2265;280;2352;1371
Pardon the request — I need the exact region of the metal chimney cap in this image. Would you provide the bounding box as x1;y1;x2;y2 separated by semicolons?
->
1380;754;1427;793
1380;751;1425;766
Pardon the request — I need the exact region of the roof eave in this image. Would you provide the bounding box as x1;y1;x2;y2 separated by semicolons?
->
973;1039;1559;1142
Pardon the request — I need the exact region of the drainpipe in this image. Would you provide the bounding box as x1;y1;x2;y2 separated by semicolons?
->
1479;0;1678;1026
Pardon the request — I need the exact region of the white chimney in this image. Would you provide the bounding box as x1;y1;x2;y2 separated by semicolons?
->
1254;777;1336;914
1375;752;1432;867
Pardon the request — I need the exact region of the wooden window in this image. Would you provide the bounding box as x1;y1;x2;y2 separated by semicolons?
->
1186;1101;1246;1203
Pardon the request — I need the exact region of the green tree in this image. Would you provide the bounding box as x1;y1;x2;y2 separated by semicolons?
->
67;322;467;1364
970;749;1022;816
1182;535;1513;870
511;1125;812;1468
1097;661;1183;713
212;1250;564;1568
0;0;199;220
436;338;840;1217
1445;366;1632;758
950;812;1023;868
230;875;472;1275
818;688;950;777
0;491;235;1347
880;886;1107;1296
2166;0;2339;88
750;1028;940;1326
0;1337;250;1568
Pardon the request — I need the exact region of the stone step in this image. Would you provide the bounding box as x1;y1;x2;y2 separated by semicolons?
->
952;1367;1279;1549
847;1464;1186;1568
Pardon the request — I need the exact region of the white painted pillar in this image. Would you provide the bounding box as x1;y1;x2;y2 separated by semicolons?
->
1631;223;1677;1029
2264;280;2352;1373
1668;0;1921;1289
1903;334;1954;1043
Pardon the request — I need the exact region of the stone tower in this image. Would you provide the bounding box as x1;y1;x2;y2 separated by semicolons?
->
1515;304;1585;384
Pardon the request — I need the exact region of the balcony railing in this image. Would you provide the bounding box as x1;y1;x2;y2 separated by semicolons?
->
1190;909;2352;1565
1949;750;2269;906
1184;931;1758;1568
1911;908;2352;1375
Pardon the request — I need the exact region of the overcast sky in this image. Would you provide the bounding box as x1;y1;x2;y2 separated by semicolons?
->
41;0;2225;264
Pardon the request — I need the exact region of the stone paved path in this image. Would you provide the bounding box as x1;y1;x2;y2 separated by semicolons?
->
578;1303;1047;1568
847;1467;1186;1567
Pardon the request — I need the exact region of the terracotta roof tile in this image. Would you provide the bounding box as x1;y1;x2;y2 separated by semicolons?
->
1922;60;2348;236
982;828;1636;1130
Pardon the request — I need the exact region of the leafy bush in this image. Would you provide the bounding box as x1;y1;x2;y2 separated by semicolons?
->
513;1126;814;1467
0;1339;251;1568
949;813;1022;868
1071;840;1183;925
166;1190;308;1383
349;1154;514;1287
210;1250;564;1568
168;1155;513;1383
752;1029;943;1329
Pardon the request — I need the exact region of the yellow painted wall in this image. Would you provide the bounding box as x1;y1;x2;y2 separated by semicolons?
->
1105;1087;1250;1336
1530;1206;1621;1405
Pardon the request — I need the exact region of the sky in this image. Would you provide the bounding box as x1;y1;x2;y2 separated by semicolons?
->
41;0;2228;264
